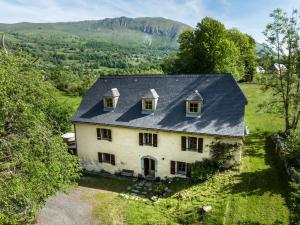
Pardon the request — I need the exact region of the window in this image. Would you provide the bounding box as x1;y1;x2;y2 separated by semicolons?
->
145;100;153;110
144;133;152;145
96;128;112;141
98;152;115;165
177;161;186;175
189;102;199;113
103;153;111;163
105;97;113;108
187;137;198;151
139;133;158;147
181;136;203;153
170;161;191;177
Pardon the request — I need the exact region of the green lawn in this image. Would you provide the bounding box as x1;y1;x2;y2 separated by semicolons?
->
60;83;290;224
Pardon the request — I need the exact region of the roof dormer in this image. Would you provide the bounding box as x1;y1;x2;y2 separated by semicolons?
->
103;88;120;111
142;89;159;114
185;90;203;117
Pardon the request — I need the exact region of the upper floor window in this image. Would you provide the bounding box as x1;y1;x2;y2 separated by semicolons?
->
144;100;153;110
139;132;157;147
142;89;159;114
185;90;203;117
103;88;120;111
189;102;199;113
96;128;112;141
181;136;203;153
104;97;113;108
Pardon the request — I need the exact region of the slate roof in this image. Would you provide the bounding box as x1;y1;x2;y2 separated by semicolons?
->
143;89;159;99
71;74;247;138
186;90;203;101
104;88;120;97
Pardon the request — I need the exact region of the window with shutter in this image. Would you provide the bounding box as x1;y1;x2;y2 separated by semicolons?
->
181;136;186;151
139;133;143;145
108;129;112;141
97;128;112;141
144;133;153;145
177;161;186;175
98;152;103;162
198;138;203;153
102;153;111;163
153;134;158;147
170;161;176;174
186;163;191;177
96;128;101;140
110;154;115;165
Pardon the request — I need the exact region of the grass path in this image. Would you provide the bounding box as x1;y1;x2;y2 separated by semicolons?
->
223;133;290;224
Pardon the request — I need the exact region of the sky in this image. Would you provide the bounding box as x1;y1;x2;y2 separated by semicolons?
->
0;0;299;42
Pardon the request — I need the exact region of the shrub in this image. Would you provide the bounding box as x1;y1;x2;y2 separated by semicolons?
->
190;159;218;181
210;141;240;168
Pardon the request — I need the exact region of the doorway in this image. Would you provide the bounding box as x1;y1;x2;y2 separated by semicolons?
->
143;157;155;177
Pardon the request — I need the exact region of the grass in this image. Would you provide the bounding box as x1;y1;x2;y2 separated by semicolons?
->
62;83;289;224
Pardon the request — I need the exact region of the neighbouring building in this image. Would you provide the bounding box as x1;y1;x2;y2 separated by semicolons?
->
71;74;247;179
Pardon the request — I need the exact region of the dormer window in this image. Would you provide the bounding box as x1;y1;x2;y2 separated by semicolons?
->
142;89;159;114
186;90;203;117
103;88;120;111
189;102;199;113
104;97;113;108
144;100;153;110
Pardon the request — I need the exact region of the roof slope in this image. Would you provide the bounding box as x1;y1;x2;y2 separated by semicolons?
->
72;74;247;137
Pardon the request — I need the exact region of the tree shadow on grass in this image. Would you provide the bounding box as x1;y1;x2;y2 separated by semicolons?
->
78;173;135;193
222;132;289;198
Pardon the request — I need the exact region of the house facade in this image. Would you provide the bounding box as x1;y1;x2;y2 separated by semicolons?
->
72;74;247;179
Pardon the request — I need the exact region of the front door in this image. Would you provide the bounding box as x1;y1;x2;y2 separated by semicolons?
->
144;158;155;177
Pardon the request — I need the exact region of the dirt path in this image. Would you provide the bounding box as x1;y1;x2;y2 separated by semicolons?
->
34;186;101;225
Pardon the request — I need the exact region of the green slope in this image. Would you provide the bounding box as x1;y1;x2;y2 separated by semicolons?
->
0;17;191;49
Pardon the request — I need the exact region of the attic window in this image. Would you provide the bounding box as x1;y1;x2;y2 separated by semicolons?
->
142;89;159;114
103;88;120;111
104;97;113;108
186;90;203;117
145;100;153;110
189;102;199;113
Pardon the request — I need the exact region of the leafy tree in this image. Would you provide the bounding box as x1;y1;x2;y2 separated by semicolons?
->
227;29;257;81
162;17;257;80
262;8;300;132
0;53;81;224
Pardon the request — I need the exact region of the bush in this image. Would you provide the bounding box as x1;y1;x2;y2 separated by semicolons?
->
190;159;218;181
210;141;240;168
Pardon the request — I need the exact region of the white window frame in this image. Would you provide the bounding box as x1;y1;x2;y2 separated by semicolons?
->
104;97;113;108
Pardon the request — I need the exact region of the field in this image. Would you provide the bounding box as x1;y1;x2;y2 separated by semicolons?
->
59;83;289;225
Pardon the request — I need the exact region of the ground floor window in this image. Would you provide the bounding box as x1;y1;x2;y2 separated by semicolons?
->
170;160;191;177
98;152;115;165
177;161;186;175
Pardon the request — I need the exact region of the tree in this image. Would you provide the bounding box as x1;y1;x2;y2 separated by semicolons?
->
0;53;81;224
262;8;300;132
162;17;257;80
227;29;257;81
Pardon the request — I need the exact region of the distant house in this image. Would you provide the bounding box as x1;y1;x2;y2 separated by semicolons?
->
269;63;287;73
256;66;265;74
71;74;247;179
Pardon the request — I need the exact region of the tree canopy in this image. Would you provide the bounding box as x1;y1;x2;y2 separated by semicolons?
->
0;53;81;224
161;17;257;81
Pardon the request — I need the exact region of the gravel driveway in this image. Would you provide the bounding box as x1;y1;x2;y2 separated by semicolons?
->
34;186;101;225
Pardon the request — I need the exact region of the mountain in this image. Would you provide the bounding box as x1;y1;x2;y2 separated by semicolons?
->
0;17;191;49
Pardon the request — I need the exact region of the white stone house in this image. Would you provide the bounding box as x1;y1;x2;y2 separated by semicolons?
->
72;74;247;179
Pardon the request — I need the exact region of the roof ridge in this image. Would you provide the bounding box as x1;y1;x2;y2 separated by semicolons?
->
99;73;232;79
